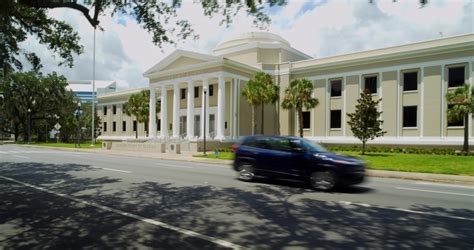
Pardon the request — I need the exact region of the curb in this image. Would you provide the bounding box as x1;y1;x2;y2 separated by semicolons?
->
15;145;474;185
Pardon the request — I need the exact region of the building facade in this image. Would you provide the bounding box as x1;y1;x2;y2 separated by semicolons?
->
67;80;116;102
98;32;474;147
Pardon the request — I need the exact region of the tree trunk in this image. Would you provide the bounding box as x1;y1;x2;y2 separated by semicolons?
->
464;113;469;154
261;104;264;135
362;141;366;155
251;105;256;135
298;109;303;138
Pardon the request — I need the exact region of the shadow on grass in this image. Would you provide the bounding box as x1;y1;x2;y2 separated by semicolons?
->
0;161;472;249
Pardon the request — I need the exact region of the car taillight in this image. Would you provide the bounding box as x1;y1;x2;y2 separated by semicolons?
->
231;145;240;151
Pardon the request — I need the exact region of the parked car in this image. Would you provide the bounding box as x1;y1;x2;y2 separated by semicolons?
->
232;135;366;191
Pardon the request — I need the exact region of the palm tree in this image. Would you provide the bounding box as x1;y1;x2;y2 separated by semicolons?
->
124;90;160;139
281;79;319;138
259;73;279;134
241;79;263;135
446;84;474;154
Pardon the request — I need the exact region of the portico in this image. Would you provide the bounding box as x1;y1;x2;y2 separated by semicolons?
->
147;72;249;141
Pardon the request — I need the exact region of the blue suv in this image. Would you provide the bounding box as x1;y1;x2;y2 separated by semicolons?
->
232;135;366;191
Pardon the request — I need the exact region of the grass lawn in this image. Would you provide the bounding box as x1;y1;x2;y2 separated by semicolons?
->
194;151;474;176
30;142;102;149
194;152;234;160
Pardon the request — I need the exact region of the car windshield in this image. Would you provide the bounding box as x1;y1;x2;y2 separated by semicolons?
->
289;138;328;153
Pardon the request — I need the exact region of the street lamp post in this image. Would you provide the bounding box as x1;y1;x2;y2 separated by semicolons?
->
203;86;207;156
74;102;83;148
91;26;96;146
27;108;31;144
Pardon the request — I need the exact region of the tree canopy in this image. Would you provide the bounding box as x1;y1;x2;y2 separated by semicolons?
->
124;89;160;138
0;0;286;74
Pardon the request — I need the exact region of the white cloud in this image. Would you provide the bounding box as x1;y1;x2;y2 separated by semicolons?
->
19;0;473;89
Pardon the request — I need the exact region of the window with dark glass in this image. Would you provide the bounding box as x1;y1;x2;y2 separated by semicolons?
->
364;76;377;94
447;105;464;126
448;67;465;88
113;105;117;115
181;88;186;99
103;122;107;132
209;85;214;96
330;110;341;129
145;123;148;132
133;120;137;132
113;122;116;132
330;80;342;97
157;119;161;131
302;111;310;129
403;106;417;128
122;121;126;132
103;106;107;116
194;86;199;98
122;104;126;114
403;72;418;91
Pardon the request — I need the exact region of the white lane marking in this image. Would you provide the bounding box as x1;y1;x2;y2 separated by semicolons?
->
91;166;132;174
156;163;195;169
0;175;243;249
338;200;474;221
0;151;7;154
396;187;474;197
10;155;30;159
414;181;474;189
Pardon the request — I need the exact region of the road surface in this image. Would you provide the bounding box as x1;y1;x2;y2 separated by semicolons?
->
1;145;473;249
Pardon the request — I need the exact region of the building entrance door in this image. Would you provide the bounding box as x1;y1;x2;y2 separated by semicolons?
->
209;114;215;138
194;115;200;138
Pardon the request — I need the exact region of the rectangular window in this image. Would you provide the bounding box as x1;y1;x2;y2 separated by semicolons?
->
364;76;377;94
302;111;311;129
122;121;126;132
112;121;116;132
157;119;161;131
133;120;137;132
122;104;126;114
448;66;465;88
330;110;341;129
181;88;186;99
403;106;417;128
103;106;107;116
113;105;117;115
145;123;148;132
194;86;199;98
447;105;464;127
403;72;418;91
209;85;214;96
103;122;107;132
330;80;342;97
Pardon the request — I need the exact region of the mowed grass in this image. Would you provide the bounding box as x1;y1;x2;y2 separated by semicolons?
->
31;142;102;149
194;151;474;176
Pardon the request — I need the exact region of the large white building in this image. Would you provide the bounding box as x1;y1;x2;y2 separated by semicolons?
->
97;32;474;150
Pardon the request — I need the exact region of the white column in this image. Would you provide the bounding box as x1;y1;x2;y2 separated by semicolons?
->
160;85;168;138
216;74;226;140
201;78;209;139
172;83;180;138
149;86;157;138
186;80;195;139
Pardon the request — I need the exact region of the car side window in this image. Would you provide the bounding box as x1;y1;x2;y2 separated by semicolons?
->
269;138;293;152
243;138;271;150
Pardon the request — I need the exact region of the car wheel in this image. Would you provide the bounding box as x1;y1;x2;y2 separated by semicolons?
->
238;162;256;181
310;170;336;191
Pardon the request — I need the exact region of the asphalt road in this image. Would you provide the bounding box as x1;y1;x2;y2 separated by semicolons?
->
1;144;473;249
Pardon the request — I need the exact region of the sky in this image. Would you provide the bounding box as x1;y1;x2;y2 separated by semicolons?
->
21;0;473;90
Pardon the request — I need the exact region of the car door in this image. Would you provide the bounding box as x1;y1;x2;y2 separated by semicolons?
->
264;138;301;178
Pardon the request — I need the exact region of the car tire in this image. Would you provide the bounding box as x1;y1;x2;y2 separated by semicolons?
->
310;170;337;191
237;162;256;181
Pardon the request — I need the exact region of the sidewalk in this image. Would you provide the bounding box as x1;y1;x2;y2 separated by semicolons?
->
19;145;474;185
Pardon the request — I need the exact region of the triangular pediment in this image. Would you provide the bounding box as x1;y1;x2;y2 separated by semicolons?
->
144;49;221;77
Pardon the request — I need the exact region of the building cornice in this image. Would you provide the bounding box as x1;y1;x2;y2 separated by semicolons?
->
291;33;474;75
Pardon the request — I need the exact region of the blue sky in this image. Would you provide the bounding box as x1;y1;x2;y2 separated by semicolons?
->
21;0;473;89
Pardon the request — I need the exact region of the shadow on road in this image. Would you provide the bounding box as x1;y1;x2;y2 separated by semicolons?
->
0;161;472;249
